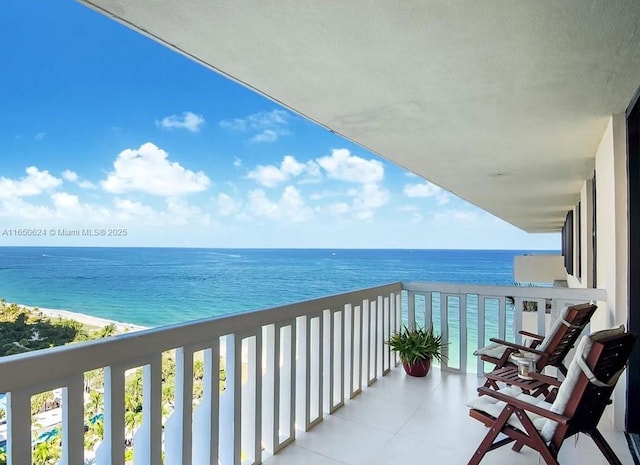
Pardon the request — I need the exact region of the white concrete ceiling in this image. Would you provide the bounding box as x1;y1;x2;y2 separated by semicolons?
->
79;0;640;232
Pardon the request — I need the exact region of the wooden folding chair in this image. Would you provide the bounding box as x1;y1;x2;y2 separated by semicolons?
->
467;326;636;465
474;302;597;388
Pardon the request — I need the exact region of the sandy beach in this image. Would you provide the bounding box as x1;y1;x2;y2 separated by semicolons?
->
18;305;148;333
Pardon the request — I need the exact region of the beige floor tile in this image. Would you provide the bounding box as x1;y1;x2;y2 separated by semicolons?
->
266;366;634;465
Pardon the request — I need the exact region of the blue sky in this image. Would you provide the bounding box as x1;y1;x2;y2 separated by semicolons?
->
0;1;559;249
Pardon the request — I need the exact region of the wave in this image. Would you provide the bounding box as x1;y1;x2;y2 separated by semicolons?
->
206;252;242;258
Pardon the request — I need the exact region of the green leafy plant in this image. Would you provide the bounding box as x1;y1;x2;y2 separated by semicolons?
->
387;326;446;364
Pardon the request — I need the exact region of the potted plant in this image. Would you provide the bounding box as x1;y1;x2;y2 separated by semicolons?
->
387;326;446;377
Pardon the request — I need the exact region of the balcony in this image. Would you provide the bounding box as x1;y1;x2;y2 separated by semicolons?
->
264;368;633;465
1;281;629;465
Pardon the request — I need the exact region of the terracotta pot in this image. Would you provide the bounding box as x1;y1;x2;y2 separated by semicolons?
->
402;358;431;377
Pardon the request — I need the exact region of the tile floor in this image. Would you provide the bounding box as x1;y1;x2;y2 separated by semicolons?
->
263;367;634;465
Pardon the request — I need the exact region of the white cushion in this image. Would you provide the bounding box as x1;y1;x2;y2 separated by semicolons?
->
473;342;507;358
473;305;572;360
537;305;571;353
467;387;553;434
540;325;626;440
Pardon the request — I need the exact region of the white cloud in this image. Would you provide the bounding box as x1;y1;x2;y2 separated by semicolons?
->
78;180;97;189
349;183;390;211
0;180;211;232
249;110;288;127
0;197;54;220
113;198;156;217
317;149;384;184
248;190;278;219
62;170;78;182
156;111;205;133
104;197;208;227
247;165;288;188
282;156;306;176
35;132;46;141
248;186;313;223
166;197;211;226
244;149;389;221
280;186;313;222
101;142;210;196
233;157;242;168
403;182;440;198
247;155;316;188
251;129;278;143
403;181;449;205
0;167;62;199
220;109;289;131
51;192;79;209
217;193;239;216
220;109;290;143
62;170;97;190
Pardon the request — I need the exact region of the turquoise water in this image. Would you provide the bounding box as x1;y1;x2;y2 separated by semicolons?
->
0;247;554;327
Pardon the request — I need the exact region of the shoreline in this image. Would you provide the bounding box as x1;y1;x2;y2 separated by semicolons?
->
14;304;148;333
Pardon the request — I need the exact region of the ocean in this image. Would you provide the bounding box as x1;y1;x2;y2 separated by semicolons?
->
0;247;555;327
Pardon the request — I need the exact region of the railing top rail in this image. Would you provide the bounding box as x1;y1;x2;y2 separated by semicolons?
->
401;282;607;301
0;282;402;392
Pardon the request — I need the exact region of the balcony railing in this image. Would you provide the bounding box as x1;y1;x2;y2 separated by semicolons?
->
401;282;606;374
0;282;605;465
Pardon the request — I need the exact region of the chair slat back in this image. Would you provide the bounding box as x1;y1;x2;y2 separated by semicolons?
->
537;303;598;370
553;332;636;444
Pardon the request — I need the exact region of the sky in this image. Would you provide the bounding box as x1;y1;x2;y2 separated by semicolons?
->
0;1;559;249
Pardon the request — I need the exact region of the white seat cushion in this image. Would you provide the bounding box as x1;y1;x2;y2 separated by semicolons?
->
473;342;508;358
467;387;553;434
473;305;574;360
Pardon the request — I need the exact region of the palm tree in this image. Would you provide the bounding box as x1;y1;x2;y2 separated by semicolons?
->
86;390;103;420
84;418;104;453
31;427;61;465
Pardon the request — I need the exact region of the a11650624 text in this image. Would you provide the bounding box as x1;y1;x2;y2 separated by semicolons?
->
1;228;128;237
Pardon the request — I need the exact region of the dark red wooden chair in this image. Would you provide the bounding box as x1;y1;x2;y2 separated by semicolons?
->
467;327;635;465
474;302;598;388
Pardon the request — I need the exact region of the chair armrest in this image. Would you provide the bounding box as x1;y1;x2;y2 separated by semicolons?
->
476;387;569;424
519;330;544;341
527;372;562;387
488;338;547;356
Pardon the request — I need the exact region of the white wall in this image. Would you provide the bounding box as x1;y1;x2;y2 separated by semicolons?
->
593;115;629;331
590;114;629;430
564;114;629;430
513;255;567;283
565;180;595;289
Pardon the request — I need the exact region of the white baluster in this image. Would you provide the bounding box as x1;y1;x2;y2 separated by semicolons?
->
192;345;220;465
62;376;84;465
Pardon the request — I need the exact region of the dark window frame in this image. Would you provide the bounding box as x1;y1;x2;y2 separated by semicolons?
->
562;210;574;275
626;85;640;433
577;201;582;280
592;172;597;288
